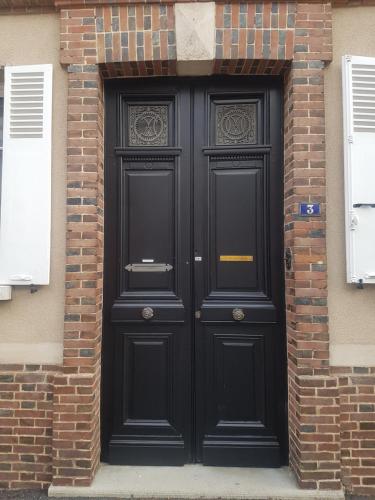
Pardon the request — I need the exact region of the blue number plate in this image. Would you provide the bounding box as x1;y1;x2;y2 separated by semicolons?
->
299;203;321;217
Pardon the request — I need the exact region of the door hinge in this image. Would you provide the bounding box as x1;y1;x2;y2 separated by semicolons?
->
195;310;201;319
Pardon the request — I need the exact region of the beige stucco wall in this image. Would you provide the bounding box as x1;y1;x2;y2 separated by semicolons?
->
326;7;375;366
1;8;374;367
0;13;66;364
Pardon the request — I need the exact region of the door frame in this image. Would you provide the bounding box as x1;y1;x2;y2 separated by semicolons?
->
100;75;288;466
53;1;336;489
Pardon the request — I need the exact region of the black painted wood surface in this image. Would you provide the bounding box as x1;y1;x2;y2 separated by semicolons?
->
102;77;287;467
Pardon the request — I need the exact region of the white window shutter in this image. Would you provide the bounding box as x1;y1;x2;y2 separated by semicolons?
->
0;64;52;285
342;55;375;285
342;56;375;284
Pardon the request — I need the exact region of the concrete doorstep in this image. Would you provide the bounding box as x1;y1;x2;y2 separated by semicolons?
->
48;464;345;499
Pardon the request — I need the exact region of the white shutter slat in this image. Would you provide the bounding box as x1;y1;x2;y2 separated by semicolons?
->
0;64;52;285
342;55;375;284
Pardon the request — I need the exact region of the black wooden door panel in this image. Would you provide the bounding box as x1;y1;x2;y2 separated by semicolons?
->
193;79;286;467
103;80;192;465
108;325;188;465
122;169;176;292
199;326;280;466
103;77;286;467
123;334;173;422
210;166;264;293
211;331;266;425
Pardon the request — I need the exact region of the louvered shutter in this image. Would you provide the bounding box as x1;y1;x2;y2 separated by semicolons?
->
0;64;52;285
342;55;375;285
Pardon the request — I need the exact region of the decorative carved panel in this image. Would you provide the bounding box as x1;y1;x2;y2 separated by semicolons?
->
128;105;168;147
215;103;256;145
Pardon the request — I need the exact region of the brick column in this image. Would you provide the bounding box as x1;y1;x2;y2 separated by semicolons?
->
52;65;104;486
52;9;104;482
284;2;340;490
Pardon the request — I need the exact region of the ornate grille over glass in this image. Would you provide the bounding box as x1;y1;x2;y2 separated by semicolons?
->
128;105;168;146
215;103;256;145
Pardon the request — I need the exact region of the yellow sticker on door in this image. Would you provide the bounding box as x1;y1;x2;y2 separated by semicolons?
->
219;255;254;262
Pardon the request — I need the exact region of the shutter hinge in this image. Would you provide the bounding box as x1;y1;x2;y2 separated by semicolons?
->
345;55;352;63
348;135;353;144
195;310;201;319
349;211;358;230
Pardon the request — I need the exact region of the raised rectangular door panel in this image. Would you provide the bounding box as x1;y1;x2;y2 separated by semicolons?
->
212;332;266;425
122;169;176;293
123;335;172;422
102;77;286;467
210;166;264;293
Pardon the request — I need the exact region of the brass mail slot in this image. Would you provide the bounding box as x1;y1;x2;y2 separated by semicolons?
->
219;255;254;262
125;263;173;272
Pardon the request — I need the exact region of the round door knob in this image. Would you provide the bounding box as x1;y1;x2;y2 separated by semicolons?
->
141;307;154;320
232;308;245;321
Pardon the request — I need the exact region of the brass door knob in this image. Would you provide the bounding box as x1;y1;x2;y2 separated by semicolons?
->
141;307;154;320
232;308;245;321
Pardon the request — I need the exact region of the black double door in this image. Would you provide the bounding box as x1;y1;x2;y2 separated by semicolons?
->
102;77;287;467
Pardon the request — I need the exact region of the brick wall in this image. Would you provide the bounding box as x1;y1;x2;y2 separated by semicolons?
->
283;1;338;490
59;2;297;78
214;2;295;74
51;61;104;486
334;367;375;496
1;0;374;15
0;365;60;490
53;9;105;486
61;5;176;76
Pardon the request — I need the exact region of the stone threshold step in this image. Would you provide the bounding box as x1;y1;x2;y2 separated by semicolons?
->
49;464;344;499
